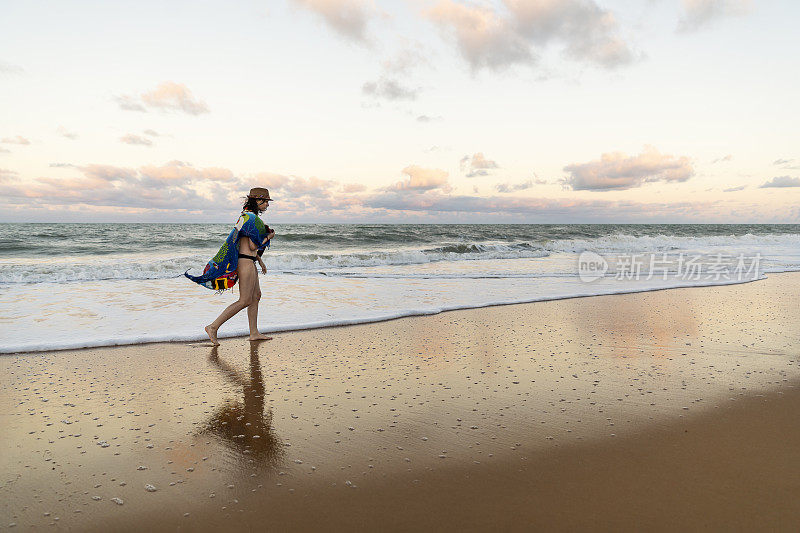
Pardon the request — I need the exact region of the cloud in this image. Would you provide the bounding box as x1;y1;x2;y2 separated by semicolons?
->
496;180;533;193
416;115;442;123
120;134;154;147
77;164;141;184
0;147;9;154
248;173;369;215
0;161;249;214
469;152;498;169
116;82;209;115
506;0;634;68
677;0;751;33
760;176;800;188
57;126;79;140
0;61;24;75
2;136;31;145
0;168;18;181
426;0;534;72
363;47;428;103
772;158;799;170
382;47;428;75
341;183;367;193
461;152;499;177
115;95;146;112
141;82;209;115
2;161;795;223
246;173;369;215
143;129;160;137
49;163;77;168
74;161;236;190
426;0;633;72
362;191;727;222
137;160;237;184
562;146;694;191
278;176;339;197
252;172;291;191
362;77;420;100
723;185;746;192
292;0;373;43
711;154;732;164
390;165;450;191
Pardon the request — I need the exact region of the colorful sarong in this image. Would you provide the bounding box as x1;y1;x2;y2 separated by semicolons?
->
185;212;270;291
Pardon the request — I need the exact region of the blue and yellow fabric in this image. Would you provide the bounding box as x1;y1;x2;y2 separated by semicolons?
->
185;212;270;291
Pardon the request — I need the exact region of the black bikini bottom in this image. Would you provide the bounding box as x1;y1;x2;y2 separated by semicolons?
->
238;253;258;262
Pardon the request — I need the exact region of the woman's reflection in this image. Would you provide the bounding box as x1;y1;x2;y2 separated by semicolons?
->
202;342;282;466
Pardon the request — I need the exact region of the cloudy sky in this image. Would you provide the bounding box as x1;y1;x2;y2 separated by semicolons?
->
1;0;798;223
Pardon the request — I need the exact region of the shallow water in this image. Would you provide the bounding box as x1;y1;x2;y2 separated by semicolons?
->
1;223;799;353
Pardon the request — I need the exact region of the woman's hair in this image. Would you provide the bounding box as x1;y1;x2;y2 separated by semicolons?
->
242;197;265;214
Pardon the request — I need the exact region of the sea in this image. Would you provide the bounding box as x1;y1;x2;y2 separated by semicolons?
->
1;223;799;354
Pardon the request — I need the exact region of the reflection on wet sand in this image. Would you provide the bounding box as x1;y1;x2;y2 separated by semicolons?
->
566;290;700;359
201;342;283;466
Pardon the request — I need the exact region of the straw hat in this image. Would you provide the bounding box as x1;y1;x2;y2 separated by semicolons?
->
248;187;273;201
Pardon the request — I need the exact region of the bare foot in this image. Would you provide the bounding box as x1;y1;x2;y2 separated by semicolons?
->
205;325;220;346
249;333;273;341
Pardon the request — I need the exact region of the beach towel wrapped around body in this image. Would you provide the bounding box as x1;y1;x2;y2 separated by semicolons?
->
185;212;270;291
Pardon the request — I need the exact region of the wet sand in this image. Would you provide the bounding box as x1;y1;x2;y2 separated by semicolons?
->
1;272;799;531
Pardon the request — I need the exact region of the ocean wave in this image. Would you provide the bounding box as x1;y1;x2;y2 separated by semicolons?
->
1;232;799;284
544;232;800;254
0;244;552;283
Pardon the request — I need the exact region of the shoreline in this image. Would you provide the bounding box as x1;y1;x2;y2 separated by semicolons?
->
2;272;799;530
0;272;780;355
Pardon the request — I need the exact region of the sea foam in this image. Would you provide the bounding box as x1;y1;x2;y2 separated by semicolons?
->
1;226;799;353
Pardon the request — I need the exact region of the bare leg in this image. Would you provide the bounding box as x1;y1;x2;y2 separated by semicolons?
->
205;260;257;345
248;264;272;341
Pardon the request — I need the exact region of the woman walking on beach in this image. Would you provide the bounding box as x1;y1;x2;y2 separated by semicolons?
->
185;187;275;345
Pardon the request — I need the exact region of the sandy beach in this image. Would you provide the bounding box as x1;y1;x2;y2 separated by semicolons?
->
2;272;799;532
